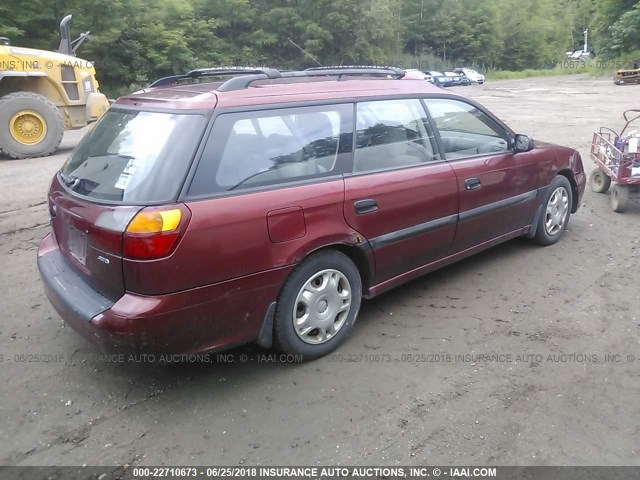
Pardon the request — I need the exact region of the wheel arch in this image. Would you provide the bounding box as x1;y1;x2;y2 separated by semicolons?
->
306;242;375;296
0;75;67;106
527;171;576;240
256;240;375;350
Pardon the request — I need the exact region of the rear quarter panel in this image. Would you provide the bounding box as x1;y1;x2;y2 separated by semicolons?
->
123;179;361;295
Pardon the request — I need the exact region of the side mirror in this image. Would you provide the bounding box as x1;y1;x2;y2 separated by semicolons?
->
513;134;534;153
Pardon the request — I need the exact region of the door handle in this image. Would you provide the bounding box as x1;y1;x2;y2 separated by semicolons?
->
354;199;378;214
464;178;482;191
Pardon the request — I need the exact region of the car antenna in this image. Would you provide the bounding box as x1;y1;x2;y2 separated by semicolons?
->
287;37;323;67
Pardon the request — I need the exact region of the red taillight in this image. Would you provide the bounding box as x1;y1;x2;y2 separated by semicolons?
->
123;205;191;259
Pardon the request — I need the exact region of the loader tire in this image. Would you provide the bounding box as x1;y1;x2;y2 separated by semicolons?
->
0;92;64;159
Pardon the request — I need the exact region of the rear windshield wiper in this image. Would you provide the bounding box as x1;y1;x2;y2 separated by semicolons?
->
59;172;78;187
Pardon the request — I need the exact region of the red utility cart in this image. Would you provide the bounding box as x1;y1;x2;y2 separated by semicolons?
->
589;109;640;212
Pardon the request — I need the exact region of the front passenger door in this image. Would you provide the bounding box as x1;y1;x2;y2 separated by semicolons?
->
425;98;539;253
343;99;459;284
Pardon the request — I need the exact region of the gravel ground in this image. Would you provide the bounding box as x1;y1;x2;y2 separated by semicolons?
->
0;75;638;469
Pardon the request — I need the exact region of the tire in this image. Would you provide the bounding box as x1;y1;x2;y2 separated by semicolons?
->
533;175;573;246
589;168;611;194
273;250;362;360
610;184;630;213
0;92;64;159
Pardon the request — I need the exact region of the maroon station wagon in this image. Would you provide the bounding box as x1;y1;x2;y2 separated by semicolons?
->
37;66;586;360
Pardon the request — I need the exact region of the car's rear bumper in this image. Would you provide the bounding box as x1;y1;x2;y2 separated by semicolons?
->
38;234;290;354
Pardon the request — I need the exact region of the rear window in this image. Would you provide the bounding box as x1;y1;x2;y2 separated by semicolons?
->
60;109;206;203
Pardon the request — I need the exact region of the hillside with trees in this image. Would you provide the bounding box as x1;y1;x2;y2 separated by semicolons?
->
1;0;638;94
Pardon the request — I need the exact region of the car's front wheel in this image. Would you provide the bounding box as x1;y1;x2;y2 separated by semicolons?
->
533;175;573;246
273;251;362;360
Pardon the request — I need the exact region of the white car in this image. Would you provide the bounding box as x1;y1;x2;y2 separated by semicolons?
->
404;68;434;83
454;67;485;84
569;50;593;60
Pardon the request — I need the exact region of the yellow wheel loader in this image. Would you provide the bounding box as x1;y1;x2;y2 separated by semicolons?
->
0;15;109;159
613;60;640;85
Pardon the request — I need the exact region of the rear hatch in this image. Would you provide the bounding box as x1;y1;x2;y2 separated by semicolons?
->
50;108;207;299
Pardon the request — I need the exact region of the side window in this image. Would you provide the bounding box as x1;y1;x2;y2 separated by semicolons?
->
353;99;439;173
188;105;349;196
425;99;510;159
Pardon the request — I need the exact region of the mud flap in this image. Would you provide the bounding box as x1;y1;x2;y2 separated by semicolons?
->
526;185;551;239
525;203;544;239
256;302;276;348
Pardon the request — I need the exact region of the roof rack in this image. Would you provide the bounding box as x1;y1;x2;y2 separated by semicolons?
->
148;65;406;91
304;65;405;77
148;67;282;88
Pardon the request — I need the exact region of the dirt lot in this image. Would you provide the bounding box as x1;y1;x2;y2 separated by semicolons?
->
1;75;639;469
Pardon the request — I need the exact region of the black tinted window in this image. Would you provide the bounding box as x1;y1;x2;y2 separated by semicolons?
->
189;105;350;196
353;99;438;172
60;109;206;203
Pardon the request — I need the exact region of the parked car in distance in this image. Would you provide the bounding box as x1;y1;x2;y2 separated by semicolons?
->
565;49;594;60
445;71;470;86
404;68;434;83
424;70;453;87
454;67;485;84
38;66;586;361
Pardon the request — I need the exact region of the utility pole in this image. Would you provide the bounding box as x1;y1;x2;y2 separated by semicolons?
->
398;0;402;43
583;29;588;52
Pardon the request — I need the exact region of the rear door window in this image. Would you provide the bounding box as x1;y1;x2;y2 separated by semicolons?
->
188;104;351;196
353;99;439;172
60;109;206;203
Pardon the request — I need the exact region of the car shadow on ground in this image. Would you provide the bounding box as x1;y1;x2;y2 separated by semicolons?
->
57;236;541;401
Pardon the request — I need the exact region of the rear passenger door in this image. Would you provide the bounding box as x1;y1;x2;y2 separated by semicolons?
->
424;98;539;252
343;99;459;284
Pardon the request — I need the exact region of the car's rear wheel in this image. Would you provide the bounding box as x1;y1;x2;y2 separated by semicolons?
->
534;175;573;246
610;184;629;213
273;251;362;360
589;168;611;194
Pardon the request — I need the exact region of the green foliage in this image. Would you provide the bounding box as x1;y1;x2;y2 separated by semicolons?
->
606;3;640;54
593;0;640;55
1;0;639;95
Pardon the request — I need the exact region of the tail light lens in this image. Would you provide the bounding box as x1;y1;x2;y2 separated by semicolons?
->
123;205;191;259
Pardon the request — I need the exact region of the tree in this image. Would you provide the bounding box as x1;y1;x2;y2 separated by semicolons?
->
606;2;640;54
2;0;640;95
